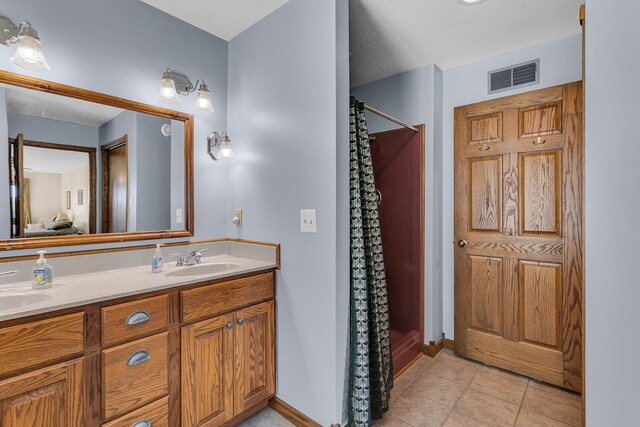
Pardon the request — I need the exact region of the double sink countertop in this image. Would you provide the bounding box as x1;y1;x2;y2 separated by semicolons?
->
0;254;277;322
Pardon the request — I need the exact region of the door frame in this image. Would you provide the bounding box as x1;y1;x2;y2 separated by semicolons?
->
8;137;98;235
101;135;128;233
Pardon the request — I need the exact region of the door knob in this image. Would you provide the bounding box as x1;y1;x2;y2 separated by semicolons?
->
457;239;468;248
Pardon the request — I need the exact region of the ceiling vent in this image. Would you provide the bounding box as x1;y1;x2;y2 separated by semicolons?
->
488;59;539;94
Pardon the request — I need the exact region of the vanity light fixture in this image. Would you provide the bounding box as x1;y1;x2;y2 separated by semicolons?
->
207;131;236;161
0;16;50;71
158;68;214;112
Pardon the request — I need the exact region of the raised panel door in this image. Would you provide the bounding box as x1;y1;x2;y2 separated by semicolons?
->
0;358;84;427
454;82;583;392
233;300;275;415
181;314;234;427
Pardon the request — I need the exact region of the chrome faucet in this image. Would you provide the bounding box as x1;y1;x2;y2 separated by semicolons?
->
169;249;208;266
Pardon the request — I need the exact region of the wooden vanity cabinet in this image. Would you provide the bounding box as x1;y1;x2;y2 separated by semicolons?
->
181;300;275;426
0;357;85;427
0;269;276;427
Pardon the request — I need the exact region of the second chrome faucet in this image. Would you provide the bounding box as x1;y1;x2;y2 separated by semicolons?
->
169;249;208;267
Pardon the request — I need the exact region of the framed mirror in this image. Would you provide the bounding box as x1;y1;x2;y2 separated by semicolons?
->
0;70;194;250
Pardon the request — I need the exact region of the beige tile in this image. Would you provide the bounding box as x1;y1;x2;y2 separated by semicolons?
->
405;371;466;407
402;355;435;376
390;367;421;403
426;355;478;386
374;414;414;426
388;391;450;427
455;389;520;427
469;367;529;405
516;408;573;426
238;408;294;427
443;411;493;427
522;384;582;427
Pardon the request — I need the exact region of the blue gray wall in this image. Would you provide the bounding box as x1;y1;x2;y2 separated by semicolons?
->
227;0;347;424
585;1;640;424
351;64;444;343
7;113;99;148
0;0;228;255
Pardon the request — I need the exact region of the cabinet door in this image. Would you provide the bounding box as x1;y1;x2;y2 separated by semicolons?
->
181;314;234;427
233;300;275;415
0;357;84;427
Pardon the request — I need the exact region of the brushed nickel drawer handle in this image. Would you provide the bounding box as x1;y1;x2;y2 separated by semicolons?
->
227;322;234;329
126;310;150;326
533;137;546;145
479;144;490;151
132;420;151;427
127;350;151;366
237;318;245;325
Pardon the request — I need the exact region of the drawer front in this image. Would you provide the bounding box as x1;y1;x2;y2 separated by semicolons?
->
102;396;168;427
102;332;168;420
0;312;85;376
181;271;274;323
102;295;169;346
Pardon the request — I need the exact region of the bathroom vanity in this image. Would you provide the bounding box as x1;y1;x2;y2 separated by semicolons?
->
0;243;278;427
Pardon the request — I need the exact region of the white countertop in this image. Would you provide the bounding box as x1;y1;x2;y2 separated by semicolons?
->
0;254;276;322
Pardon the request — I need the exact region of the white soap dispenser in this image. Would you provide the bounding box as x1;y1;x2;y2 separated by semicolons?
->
151;244;165;273
32;250;53;289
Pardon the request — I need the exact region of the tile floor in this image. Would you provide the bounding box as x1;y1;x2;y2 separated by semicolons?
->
241;349;582;427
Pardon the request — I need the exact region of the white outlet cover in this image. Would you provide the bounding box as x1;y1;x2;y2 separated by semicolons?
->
176;208;183;224
300;209;317;233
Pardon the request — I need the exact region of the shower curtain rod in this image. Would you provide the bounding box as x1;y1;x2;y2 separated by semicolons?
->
363;104;419;132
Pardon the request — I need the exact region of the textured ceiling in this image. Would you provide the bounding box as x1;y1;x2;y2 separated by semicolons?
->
350;0;584;87
139;0;290;41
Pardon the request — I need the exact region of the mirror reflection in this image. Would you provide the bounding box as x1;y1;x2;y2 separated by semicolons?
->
2;83;185;239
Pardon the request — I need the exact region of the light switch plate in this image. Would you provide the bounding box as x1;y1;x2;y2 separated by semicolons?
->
300;209;317;233
176;208;183;224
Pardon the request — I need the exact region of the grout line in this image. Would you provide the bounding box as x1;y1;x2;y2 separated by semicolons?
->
513;380;530;426
440;360;482;427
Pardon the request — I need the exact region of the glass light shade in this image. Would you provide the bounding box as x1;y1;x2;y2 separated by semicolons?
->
194;89;214;112
218;138;236;160
158;78;180;103
10;35;49;71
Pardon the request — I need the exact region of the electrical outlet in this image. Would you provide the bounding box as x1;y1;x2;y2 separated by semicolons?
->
232;209;243;226
176;208;183;224
300;209;317;233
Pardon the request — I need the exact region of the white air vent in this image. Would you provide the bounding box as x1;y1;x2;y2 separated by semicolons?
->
488;59;539;94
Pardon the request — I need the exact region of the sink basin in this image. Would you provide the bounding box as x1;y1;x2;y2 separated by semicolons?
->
0;292;52;311
165;263;243;278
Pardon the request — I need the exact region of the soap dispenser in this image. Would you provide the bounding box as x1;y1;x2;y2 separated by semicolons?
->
152;244;165;273
32;250;53;289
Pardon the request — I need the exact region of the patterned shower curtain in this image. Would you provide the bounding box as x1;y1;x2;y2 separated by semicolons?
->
348;96;393;426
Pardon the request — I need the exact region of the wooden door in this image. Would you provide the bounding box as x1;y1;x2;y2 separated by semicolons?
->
181;313;235;427
454;82;583;392
0;357;84;426
233;300;275;415
8;134;24;238
101;136;128;233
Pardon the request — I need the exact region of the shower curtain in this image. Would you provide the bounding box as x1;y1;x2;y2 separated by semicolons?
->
348;97;393;426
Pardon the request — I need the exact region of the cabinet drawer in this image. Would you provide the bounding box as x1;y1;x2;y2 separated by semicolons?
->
102;295;168;346
181;271;274;323
102;332;168;420
0;312;85;376
102;396;168;427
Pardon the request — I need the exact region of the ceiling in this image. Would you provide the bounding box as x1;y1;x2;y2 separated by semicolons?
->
350;0;584;87
24;146;89;174
139;0;290;41
4;85;124;127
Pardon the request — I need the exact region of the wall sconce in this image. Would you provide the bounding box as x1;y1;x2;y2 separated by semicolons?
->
158;68;213;112
0;16;49;71
207;131;236;161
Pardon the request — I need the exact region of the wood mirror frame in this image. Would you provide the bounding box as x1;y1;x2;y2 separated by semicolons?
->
0;70;194;251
